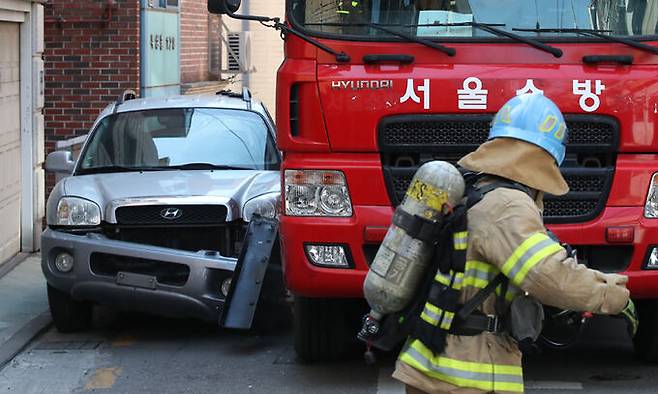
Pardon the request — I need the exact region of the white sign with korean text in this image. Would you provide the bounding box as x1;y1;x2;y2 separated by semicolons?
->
516;79;544;95
573;80;606;112
400;78;430;110
458;77;488;110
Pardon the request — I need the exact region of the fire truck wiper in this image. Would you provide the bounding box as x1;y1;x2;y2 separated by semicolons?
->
214;5;350;62
261;20;350;62
306;23;456;57
512;28;658;55
425;22;563;58
362;23;456;57
276;22;351;62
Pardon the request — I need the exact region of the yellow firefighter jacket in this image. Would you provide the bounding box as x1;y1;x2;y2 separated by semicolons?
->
392;185;630;394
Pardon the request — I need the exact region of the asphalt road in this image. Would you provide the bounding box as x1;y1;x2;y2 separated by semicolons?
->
0;309;655;394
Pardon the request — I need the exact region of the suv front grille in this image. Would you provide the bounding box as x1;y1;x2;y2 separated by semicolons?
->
103;222;247;257
115;205;227;225
379;114;619;223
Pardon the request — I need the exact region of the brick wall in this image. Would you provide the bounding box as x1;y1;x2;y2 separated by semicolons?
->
180;0;221;83
44;0;140;193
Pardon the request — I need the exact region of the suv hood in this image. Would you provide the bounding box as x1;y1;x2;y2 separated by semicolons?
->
54;170;279;223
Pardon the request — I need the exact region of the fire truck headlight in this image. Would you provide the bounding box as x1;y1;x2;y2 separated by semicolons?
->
284;170;353;217
645;173;658;218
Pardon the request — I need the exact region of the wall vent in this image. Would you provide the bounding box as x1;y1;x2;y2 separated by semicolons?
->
221;31;251;78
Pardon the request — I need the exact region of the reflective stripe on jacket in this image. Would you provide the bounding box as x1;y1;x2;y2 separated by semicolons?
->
337;0;361;14
400;340;524;393
393;185;630;394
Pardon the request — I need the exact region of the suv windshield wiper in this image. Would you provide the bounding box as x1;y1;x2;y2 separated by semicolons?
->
512;28;658;55
423;22;563;58
166;163;253;171
305;22;456;56
76;165;169;175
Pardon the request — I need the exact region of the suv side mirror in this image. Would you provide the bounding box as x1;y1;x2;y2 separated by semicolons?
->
208;0;241;14
45;151;75;174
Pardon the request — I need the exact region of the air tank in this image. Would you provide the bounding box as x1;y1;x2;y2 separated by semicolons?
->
363;161;465;323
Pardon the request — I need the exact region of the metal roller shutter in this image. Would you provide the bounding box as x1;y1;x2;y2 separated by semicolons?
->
0;22;21;262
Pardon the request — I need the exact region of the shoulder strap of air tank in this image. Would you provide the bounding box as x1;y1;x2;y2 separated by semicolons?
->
392;209;445;244
461;172;533;210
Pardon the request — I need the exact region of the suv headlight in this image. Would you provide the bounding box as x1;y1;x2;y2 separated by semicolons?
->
284;170;353;217
646;173;658;218
56;197;101;226
243;192;279;222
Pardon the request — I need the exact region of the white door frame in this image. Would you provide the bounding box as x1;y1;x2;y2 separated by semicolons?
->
19;10;35;251
1;0;37;252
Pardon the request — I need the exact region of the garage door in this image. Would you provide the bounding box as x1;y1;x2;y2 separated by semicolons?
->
0;22;21;263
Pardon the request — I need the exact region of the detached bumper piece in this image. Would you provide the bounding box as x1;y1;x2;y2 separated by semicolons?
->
220;216;279;329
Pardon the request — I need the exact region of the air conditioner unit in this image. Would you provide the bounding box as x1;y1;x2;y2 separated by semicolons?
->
221;31;252;79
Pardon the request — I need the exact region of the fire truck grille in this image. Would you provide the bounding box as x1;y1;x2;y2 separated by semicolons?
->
379;114;619;223
380;114;617;150
382;118;491;146
543;199;599;218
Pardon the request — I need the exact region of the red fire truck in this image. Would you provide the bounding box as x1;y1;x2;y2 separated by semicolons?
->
212;0;658;362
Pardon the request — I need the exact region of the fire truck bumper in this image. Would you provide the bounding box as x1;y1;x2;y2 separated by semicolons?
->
531;205;658;300
280;205;392;298
282;204;658;300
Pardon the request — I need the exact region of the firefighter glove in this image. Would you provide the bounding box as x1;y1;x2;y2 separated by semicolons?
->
619;300;638;337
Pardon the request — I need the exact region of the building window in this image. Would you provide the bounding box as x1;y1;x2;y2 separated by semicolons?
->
155;0;178;8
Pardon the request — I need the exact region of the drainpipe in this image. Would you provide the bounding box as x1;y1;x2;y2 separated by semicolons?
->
241;0;250;90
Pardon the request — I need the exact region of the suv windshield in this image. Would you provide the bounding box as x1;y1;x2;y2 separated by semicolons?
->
291;0;658;39
78;108;280;173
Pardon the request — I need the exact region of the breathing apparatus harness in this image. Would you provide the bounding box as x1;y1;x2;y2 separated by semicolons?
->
361;172;535;355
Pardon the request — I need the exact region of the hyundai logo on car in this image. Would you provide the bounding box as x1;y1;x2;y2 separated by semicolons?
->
160;207;183;220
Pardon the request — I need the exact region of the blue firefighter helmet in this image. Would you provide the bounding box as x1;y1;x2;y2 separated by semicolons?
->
489;93;568;165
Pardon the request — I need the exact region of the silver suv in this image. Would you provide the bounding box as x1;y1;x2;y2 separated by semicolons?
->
42;90;282;332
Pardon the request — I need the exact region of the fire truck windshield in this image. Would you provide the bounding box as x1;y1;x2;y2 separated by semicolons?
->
290;0;658;40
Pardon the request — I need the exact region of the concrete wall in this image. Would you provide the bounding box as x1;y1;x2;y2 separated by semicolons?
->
224;0;285;115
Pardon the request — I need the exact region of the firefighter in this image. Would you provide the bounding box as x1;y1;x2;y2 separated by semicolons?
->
336;0;363;16
335;0;365;34
392;93;638;394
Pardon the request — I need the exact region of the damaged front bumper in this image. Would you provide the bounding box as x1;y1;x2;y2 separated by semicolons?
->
41;217;279;325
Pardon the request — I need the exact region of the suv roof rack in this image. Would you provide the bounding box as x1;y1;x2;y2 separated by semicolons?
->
113;89;137;114
217;87;253;109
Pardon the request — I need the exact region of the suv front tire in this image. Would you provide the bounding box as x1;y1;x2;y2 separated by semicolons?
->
47;284;93;332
